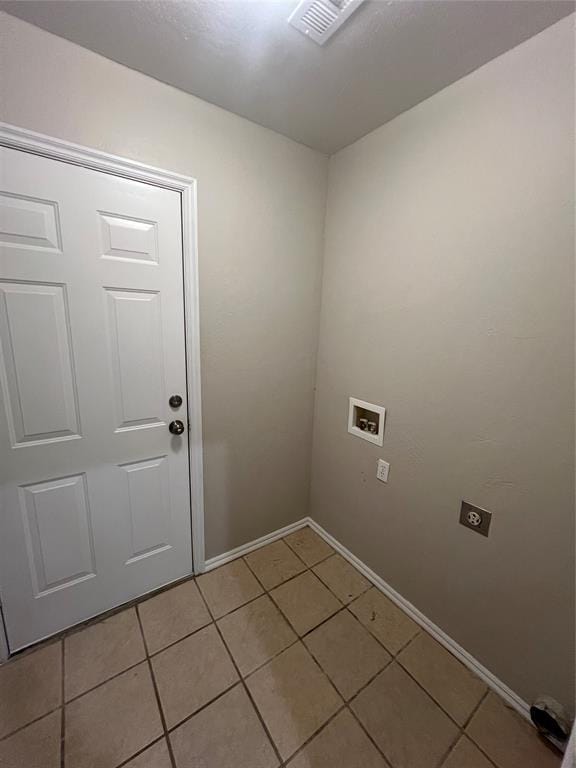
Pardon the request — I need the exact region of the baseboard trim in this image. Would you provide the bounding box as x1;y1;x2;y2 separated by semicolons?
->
203;516;531;721
203;518;310;572
306;518;531;722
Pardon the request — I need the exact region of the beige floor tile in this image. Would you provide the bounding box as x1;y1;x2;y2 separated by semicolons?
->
287;709;390;768
0;710;61;768
122;739;172;768
65;662;162;768
313;554;371;604
442;736;495;768
304;610;391;700
65;608;146;700
351;662;459;768
138;579;211;654
466;692;561;768
245;540;306;590
398;632;486;725
151;623;238;728
284;527;334;566
197;559;263;618
349;588;420;654
246;642;342;760
0;642;62;739
170;683;278;768
270;571;341;635
218;594;297;676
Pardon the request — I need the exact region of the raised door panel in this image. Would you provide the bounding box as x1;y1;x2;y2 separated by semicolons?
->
105;288;166;432
0;193;62;252
20;474;96;597
121;456;171;564
0;281;80;446
99;212;158;265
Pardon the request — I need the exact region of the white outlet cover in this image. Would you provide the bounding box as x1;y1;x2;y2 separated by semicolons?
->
376;459;390;483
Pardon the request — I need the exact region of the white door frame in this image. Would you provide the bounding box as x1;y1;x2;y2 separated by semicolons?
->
0;123;206;661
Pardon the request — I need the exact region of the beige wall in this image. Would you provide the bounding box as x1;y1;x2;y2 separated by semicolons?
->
311;16;575;711
0;12;328;560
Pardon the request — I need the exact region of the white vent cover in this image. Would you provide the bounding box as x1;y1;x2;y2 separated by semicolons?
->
288;0;365;45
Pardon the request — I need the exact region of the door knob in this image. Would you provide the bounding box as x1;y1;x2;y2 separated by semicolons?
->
169;394;182;408
169;420;185;435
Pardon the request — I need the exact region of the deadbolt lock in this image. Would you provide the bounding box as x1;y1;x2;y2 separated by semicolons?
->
169;394;183;409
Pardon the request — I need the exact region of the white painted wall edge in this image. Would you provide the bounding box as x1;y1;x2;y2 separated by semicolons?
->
206;514;532;722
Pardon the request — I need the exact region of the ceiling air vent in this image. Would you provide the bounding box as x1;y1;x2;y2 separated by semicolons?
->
288;0;365;45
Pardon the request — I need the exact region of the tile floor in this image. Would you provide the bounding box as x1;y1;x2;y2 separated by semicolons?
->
0;525;562;768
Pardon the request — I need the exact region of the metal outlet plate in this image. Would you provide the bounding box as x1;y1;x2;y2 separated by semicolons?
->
459;501;492;537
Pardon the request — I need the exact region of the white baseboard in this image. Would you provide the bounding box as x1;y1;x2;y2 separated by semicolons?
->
203;518;310;572
306;518;532;722
203;516;531;722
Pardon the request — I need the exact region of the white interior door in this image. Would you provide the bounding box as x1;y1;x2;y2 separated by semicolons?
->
0;147;193;650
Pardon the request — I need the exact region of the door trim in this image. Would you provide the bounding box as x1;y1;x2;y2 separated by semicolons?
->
0;123;205;658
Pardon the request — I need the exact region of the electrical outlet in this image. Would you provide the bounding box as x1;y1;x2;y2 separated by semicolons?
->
376;459;390;483
459;501;492;537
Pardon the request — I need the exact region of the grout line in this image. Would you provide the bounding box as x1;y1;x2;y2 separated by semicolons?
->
201;588;266;624
342;601;396;654
240;554;271;591
279;620;393;766
311;570;372;607
265;565;323;596
2;530;534;768
298;604;346;639
244;546;395;768
254;550;493;768
239;636;301;680
396;652;485;735
462;686;489;731
433;728;463;768
114;735;167;768
436;736;461;768
240;548;307;592
0;705;64;743
462;689;502;768
308;520;535;723
145;618;213;660
344;655;394;709
282;528;336;570
393;625;422;658
135;606;178;768
165;679;240;734
62;657;147;706
277;703;348;767
194;582;285;766
301;635;346;707
345;701;394;766
264;576;346;640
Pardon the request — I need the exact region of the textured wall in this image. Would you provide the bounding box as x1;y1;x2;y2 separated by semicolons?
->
311;17;575;711
0;12;328;560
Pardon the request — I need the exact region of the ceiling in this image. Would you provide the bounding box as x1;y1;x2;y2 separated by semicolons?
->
2;0;573;154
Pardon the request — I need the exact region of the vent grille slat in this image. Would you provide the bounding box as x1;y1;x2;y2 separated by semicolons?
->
288;0;365;45
302;4;338;34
